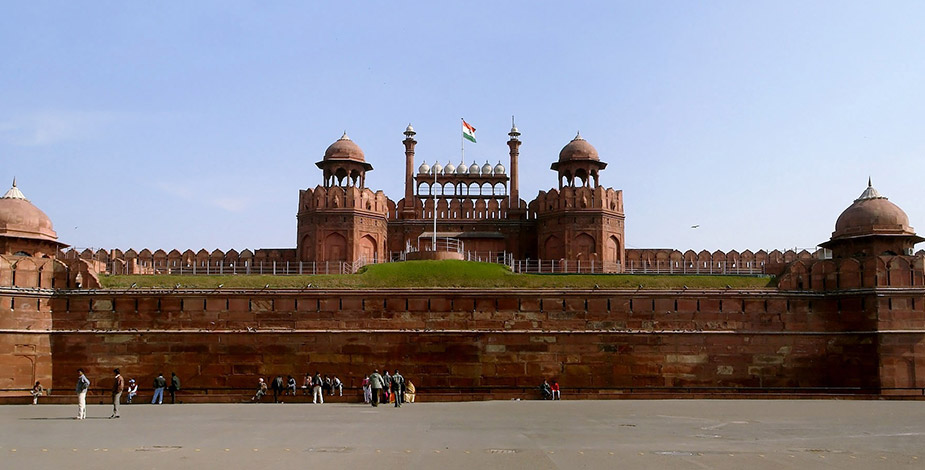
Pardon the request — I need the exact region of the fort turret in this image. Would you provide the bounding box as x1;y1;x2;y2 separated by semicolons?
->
296;134;389;263
531;134;625;272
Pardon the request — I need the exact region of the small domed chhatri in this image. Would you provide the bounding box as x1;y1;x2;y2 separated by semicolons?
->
323;132;366;163
456;160;468;175
833;180;915;238
821;179;924;258
494;161;506;175
550;132;608;188
557;132;599;163
316;132;373;187
418;162;431;174
0;178;60;245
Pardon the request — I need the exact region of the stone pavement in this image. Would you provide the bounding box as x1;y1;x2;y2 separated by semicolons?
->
3;399;924;469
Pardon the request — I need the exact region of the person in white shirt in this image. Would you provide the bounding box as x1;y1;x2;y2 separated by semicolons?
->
126;379;138;403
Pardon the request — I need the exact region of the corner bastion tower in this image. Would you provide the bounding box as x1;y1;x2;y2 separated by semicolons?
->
296;133;390;263
0;181;67;394
531;133;625;271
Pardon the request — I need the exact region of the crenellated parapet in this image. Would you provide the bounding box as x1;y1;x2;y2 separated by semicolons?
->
298;184;391;214
60;247;300;275
778;254;925;291
529;186;623;216
624;248;815;275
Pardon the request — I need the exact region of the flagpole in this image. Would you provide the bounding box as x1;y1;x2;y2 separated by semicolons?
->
433;146;437;251
461;117;465;166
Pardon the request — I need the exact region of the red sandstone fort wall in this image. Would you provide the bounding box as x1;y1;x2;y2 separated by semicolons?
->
39;288;917;398
59;247;825;276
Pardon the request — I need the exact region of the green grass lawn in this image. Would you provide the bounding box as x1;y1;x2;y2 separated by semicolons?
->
100;260;776;289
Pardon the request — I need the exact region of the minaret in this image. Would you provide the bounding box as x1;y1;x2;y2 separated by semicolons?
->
507;118;521;209
403;124;417;216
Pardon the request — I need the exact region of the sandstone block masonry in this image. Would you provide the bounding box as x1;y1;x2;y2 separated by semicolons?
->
0;284;920;399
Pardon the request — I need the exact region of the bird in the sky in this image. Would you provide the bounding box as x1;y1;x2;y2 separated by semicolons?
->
691;225;700;229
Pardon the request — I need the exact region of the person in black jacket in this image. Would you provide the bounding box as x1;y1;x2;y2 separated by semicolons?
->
271;375;284;403
168;372;181;404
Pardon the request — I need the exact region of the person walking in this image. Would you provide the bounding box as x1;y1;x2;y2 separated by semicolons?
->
111;368;124;418
312;372;324;404
31;381;44;405
151;373;166;404
76;369;90;420
382;371;392;404
391;370;404;407
368;369;384;407
168;372;181;404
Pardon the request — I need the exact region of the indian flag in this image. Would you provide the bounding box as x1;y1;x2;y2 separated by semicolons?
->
462;119;476;143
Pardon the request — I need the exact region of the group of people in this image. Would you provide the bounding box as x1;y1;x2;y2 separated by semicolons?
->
252;372;343;403
540;379;561;400
250;369;416;407
66;368;180;420
150;372;182;404
74;368;129;420
363;369;415;407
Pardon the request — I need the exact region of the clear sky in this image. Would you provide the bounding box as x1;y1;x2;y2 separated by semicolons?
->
3;1;925;254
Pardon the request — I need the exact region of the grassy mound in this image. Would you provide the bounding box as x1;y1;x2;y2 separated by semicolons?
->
100;260;776;290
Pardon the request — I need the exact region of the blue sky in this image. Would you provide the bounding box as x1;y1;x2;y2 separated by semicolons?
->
3;1;925;254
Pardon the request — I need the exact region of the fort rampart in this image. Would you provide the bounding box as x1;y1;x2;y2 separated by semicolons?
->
4;282;924;400
59;247;839;276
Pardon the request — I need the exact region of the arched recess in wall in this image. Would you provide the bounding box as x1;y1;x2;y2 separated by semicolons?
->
359;235;377;262
606;236;621;263
573;233;596;262
323;232;348;262
544;235;564;260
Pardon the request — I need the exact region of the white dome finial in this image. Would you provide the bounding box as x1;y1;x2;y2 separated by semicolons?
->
3;178;26;200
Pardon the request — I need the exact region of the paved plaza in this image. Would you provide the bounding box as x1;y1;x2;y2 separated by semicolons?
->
3;399;924;469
